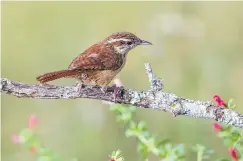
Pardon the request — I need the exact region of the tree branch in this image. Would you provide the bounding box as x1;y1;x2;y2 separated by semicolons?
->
1;63;243;128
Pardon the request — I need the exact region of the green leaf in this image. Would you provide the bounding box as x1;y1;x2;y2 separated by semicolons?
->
157;139;170;148
177;155;185;160
231;132;241;143
141;131;151;140
227;98;237;109
165;143;173;152
110;104;124;112
174;144;184;155
128;121;136;129
137;143;149;160
137;121;147;131
19;128;34;143
125;129;135;137
218;131;231;138
223;138;234;147
109;150;124;161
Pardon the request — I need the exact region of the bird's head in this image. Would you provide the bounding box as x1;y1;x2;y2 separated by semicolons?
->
104;31;152;55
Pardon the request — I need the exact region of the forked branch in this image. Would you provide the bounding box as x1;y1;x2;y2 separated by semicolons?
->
1;63;243;128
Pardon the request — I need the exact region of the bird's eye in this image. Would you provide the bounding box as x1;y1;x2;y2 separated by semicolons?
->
127;41;132;45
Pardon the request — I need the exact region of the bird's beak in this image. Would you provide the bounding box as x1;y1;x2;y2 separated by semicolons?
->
139;39;152;45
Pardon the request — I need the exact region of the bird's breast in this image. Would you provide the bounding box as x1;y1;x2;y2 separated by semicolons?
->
81;57;126;86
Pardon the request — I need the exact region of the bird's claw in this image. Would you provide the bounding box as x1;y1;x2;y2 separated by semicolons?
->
112;85;124;102
100;85;124;102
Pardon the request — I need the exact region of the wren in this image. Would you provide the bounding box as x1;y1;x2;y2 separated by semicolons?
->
36;32;152;86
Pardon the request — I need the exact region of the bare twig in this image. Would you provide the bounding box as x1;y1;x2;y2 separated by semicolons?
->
1;63;243;128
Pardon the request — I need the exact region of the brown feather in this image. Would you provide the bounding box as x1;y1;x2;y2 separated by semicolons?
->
68;43;123;71
36;70;79;83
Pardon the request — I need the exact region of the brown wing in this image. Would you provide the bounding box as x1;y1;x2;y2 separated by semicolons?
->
68;43;123;71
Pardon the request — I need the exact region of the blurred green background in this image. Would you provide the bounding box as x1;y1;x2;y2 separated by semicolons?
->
2;1;243;161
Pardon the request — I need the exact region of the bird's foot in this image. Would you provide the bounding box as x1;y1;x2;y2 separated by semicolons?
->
100;85;124;102
112;84;124;102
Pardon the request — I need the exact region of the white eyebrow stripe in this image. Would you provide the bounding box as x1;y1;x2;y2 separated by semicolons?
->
106;38;130;43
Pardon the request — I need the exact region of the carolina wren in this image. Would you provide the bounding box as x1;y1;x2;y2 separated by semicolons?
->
36;32;152;86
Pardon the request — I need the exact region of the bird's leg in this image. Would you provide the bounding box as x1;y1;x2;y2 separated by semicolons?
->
100;85;124;102
112;84;124;102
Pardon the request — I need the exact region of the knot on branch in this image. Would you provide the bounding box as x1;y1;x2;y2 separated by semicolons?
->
1;78;9;92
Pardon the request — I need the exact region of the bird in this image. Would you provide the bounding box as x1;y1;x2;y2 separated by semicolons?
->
36;31;152;87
